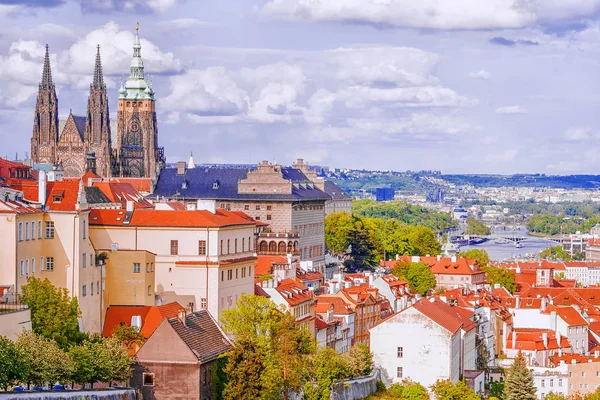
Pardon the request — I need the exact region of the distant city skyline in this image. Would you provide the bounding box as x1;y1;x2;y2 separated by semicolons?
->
2;1;600;174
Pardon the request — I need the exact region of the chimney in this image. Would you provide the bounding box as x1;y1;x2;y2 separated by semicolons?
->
178;309;186;326
542;332;548;348
595;350;599;358
556;330;561;345
411;256;419;263
551;311;557;331
126;200;134;212
451;255;457;263
197;199;216;214
515;295;521;308
177;161;187;175
344;281;352;289
512;331;517;349
396;254;400;261
541;296;547;311
437;255;441;261
38;170;46;205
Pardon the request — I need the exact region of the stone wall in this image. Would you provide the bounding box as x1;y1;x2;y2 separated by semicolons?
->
0;388;136;400
0;308;31;341
331;369;380;400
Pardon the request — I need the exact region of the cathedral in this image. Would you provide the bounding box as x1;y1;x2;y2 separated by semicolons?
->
30;25;165;179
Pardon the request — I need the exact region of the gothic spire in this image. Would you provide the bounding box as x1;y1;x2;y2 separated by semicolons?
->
129;21;144;80
92;44;104;89
41;44;53;88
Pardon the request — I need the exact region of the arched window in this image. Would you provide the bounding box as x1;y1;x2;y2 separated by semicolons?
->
269;242;277;252
259;241;268;252
278;241;287;253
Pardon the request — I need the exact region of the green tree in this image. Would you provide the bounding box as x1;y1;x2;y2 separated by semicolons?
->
304;346;349;400
484;265;517;293
459;249;490;269
212;354;229;400
21;277;85;349
386;379;430;399
0;336;28;390
325;211;355;255
430;379;480;400
465;217;490;235
111;325;146;352
504;351;536;400
69;341;97;387
392;262;436;295
345;226;378;271
97;336;132;385
15;330;74;388
540;246;571;261
543;393;568;400
489;381;504;399
223;336;265;400
342;343;372;378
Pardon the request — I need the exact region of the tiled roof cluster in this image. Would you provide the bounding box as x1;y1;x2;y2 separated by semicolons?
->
275;279;314;306
102;302;185;338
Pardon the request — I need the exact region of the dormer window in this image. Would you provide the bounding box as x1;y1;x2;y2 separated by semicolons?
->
52;191;64;203
212;180;220;189
181;180;188;189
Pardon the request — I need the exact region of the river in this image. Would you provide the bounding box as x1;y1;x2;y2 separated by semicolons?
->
458;226;557;261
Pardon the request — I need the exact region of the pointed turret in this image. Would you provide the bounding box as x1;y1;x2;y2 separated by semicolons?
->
40;44;53;89
188;152;196;169
92;45;105;89
120;22;153;101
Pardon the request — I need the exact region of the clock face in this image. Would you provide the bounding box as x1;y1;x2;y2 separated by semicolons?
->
131;121;139;132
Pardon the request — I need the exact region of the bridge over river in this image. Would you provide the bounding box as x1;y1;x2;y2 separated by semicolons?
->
451;234;562;246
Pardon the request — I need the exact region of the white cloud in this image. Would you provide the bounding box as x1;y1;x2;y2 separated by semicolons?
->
565;127;591;141
469;70;490;80
547;160;580;172
159;18;212;30
495;105;527;114
485;148;519;162
341;86;478;108
262;0;600;30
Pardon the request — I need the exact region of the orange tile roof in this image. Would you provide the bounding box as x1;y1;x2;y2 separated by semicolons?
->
102;302;185;338
89;208;257;228
92;182;153;209
507;329;571;351
316;295;354;315
106;177;152;193
82;170;101;184
431;258;485;276
412;298;475;334
45;181;83;211
556;306;587;326
255;255;288;276
275;278;314;306
7;179;39;202
550;353;600;366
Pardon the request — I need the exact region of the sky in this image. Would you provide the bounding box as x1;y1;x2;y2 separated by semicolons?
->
2;1;600;174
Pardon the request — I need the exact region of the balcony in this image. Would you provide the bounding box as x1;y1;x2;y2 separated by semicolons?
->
258;250;301;256
258;231;300;239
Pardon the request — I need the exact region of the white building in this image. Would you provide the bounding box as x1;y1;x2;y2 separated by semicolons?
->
531;365;569;400
369;298;476;389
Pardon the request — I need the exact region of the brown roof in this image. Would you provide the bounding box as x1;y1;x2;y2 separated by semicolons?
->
168;310;231;363
412;298;476;334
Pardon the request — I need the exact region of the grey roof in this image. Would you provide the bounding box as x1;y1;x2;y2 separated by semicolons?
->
59;115;87;141
150;166;331;202
324;180;351;200
84;186;112;204
168;310;231;363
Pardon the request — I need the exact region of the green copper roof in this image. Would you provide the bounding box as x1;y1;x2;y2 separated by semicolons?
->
119;24;155;101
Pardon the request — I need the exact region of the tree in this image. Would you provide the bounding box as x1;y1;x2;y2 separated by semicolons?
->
393;262;436;295
484;265;517;293
325;211;355;255
0;336;27;390
430;379;480;400
304;346;349;400
543;393;568;400
504;351;536;400
21;277;85;349
465;217;490;235
344;226;378;271
386;379;430;399
540;246;571;261
112;325;146;352
223;336;265;400
342;343;372;378
15;330;74;388
212;354;229;400
459;249;490;269
97;336;132;384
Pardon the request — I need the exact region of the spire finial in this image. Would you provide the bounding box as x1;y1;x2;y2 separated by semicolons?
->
92;44;104;88
41;44;53;88
136;21;139;31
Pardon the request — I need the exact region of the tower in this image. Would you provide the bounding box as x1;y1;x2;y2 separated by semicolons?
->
31;45;59;165
116;22;164;178
84;45;112;177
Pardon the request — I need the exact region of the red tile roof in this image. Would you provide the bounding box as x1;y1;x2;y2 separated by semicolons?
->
316;295;354;315
507;329;570;351
45;181;83;211
431;258;484;276
106;177;152;194
89;208;257;228
556;306;587;326
92;182;153;209
412;298;476;334
102;302;185;339
255;255;288;276
275;278;314;306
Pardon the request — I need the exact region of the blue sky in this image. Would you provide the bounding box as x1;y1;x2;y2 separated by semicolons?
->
2;0;600;173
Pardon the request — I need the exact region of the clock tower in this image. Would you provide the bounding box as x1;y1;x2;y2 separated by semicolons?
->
115;23;164;178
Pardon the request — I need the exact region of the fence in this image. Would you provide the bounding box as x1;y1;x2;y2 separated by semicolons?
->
0;296;28;315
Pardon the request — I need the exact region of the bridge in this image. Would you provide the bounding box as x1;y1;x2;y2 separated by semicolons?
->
451;234;563;245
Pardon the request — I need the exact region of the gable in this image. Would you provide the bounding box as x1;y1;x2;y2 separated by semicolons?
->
58;115;85;144
135;319;197;364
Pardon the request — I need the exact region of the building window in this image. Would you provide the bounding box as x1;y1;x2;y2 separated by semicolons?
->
38;220;42;239
82;285;87;297
20;260;24;276
244;205;249;210
198;240;206;255
200;298;207;309
397;347;403;358
267;205;272;211
91;282;94;296
249;265;252;276
242;268;246;278
31;258;35;274
25;222;29;240
242;238;245;252
25;259;29;275
45;257;54;271
45;222;55;239
143;373;155;387
82;220;87;239
397;367;403;378
266;215;272;220
170;240;178;255
227;270;233;280
146;263;150;273
148;285;152;296
40;257;44;271
151;263;154;272
133;263;141;273
90;254;93;267
255;205;260;211
97;281;99;294
82;253;87;268
236;268;239;279
221;271;224;281
220;240;223;255
559;379;563;387
227;296;233;306
31;221;36;240
227;240;230;254
18;223;23;241
235;239;238;253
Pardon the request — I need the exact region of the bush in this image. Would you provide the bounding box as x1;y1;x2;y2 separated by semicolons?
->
343;343;373;377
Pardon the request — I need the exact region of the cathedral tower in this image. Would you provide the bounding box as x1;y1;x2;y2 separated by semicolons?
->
84;45;112;177
31;45;59;164
115;23;164;178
